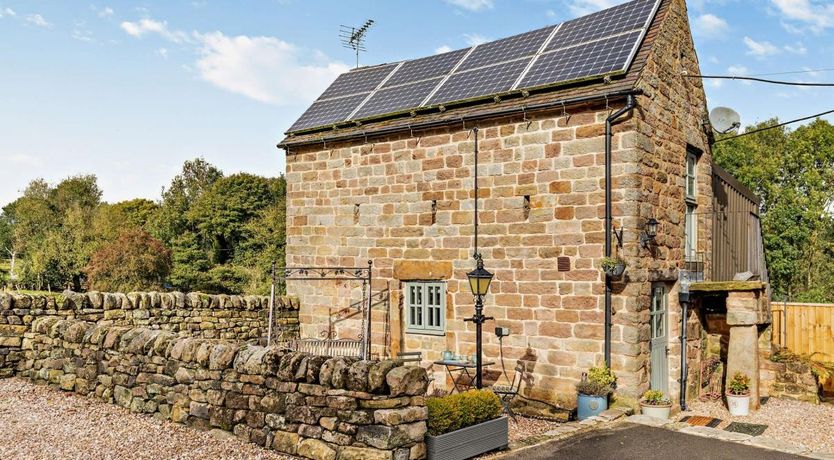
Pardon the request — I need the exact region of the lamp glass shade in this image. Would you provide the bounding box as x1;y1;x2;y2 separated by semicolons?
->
467;266;493;296
645;217;659;238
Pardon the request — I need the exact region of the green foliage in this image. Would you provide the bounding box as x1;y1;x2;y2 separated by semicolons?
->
641;389;670;406
84;229;171;292
599;256;625;272
427;389;502;436
727;372;750;395
577;365;617;396
2;157;286;295
714;118;834;302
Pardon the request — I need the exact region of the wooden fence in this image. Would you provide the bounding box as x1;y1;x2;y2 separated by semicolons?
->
772;302;834;361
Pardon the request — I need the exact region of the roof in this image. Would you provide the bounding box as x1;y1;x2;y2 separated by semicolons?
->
280;0;669;149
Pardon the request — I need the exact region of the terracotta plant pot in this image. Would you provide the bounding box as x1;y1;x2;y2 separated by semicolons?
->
727;393;750;416
640;402;671;420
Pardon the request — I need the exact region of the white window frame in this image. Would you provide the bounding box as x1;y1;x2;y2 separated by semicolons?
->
685;203;697;261
404;281;446;336
686;151;697;201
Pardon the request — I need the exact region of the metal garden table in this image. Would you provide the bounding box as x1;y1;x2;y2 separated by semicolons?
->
433;360;495;393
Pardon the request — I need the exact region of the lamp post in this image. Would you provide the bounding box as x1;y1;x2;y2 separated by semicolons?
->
465;127;494;389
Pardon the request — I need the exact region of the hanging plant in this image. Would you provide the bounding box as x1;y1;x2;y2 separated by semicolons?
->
600;256;626;277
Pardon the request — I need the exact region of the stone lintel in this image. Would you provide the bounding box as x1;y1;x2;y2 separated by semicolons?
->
392;260;453;281
688;281;764;292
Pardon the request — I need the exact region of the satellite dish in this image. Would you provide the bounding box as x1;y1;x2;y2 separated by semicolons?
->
709;107;741;134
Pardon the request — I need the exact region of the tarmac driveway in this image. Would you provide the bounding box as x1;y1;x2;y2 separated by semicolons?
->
516;423;806;460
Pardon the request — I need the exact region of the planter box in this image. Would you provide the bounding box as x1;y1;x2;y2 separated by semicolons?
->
426;416;509;460
577;394;608;420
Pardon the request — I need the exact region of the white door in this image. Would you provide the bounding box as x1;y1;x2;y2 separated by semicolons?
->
650;285;668;395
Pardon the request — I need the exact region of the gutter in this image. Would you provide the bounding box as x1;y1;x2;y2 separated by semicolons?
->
278;88;642;150
604;94;636;368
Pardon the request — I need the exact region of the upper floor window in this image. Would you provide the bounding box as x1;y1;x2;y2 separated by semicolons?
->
404;281;445;335
686;151;697;201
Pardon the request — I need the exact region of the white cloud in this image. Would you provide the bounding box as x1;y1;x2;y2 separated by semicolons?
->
693;13;729;38
96;6;114;18
2;153;43;168
771;0;834;33
194;32;350;106
443;0;494;11
708;56;720;64
727;65;748;75
783;42;807;54
25;13;51;28
434;45;453;54
156;47;169;59
546;9;557;18
565;0;628;16
120;18;191;44
0;7;15;18
71;27;94;42
743;36;780;57
463;33;489;46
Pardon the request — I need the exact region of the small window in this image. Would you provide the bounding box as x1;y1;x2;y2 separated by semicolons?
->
685;204;697;261
685;151;697;201
405;282;446;335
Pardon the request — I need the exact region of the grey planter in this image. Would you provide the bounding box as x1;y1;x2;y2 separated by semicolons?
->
426;416;509;460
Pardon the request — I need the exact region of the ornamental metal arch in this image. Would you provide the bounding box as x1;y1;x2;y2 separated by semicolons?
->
274;260;373;360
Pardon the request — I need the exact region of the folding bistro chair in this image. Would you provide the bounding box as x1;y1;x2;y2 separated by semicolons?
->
492;361;524;420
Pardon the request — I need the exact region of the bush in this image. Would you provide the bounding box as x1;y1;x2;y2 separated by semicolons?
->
641;389;671;406
727;372;750;395
427;389;502;436
577;365;616;396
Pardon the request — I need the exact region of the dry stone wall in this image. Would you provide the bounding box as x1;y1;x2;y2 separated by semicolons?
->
14;317;428;460
0;291;300;377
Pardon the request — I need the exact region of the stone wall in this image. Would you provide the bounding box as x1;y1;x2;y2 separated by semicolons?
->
0;291;299;378
14;317;428;460
282;0;713;406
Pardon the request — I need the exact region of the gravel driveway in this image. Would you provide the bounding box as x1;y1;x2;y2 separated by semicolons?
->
0;378;290;460
682;398;834;454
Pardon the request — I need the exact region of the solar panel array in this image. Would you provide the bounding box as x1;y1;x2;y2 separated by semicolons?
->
288;0;660;133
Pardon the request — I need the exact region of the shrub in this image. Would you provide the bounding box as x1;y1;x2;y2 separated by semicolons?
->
84;228;171;292
427;389;502;436
641;389;671;406
577;365;617;397
727;372;750;395
599;256;625;272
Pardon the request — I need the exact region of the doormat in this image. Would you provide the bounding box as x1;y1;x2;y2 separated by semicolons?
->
679;415;722;427
725;422;767;436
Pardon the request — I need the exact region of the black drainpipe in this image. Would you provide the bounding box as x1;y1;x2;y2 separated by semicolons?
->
679;292;690;410
604;94;636;368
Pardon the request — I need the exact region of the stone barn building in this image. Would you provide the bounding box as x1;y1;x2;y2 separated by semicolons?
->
278;0;769;410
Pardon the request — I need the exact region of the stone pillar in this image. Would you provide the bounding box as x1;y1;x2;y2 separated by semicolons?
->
725;290;765;410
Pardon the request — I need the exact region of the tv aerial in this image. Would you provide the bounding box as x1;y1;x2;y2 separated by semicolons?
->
340;19;375;68
709;106;741;134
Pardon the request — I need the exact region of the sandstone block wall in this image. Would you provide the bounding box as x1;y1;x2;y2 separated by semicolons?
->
0;291;299;378
14;317;428;460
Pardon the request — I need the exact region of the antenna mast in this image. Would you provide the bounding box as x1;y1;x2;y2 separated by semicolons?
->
340;19;374;68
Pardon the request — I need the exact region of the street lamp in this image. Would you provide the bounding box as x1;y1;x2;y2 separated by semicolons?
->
465;126;494;389
639;217;659;248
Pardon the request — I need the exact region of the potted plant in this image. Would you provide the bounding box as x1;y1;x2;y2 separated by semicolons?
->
600;256;626;277
640;389;672;420
426;389;508;460
576;365;616;420
727;371;751;416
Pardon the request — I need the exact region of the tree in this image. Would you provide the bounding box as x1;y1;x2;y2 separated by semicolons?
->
714;118;834;301
84;229;171;292
94;199;159;241
151;158;222;245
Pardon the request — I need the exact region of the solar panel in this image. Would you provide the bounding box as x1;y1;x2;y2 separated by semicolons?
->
520;31;641;89
288;93;369;132
428;58;531;105
353;78;443;119
286;0;661;133
546;0;656;51
317;63;398;100
383;48;470;88
457;25;556;71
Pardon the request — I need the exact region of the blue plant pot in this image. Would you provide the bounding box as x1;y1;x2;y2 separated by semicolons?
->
577;393;608;420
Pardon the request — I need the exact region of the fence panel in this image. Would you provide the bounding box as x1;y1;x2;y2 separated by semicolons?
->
772;302;834;394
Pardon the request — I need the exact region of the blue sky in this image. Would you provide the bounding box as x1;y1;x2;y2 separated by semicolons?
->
1;0;833;206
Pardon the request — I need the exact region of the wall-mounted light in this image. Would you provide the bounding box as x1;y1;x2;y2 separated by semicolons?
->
640;217;659;248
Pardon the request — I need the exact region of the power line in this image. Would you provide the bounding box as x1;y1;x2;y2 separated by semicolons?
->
686;74;834;87
714;107;834;144
750;67;834;77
